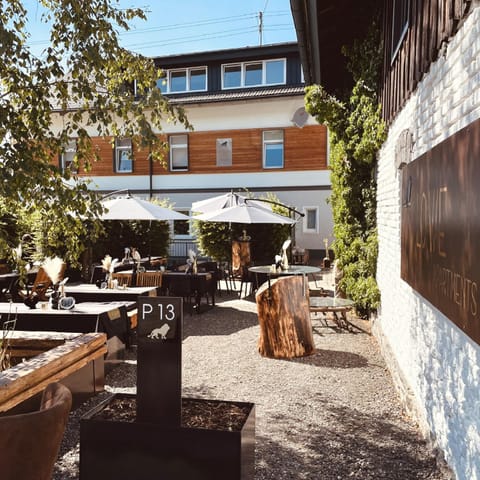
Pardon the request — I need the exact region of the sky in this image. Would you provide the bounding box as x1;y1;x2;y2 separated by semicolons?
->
24;0;298;59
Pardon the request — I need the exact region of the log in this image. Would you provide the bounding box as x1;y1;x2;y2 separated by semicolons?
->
255;276;315;359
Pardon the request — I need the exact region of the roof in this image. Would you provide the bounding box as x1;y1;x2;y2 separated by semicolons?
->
167;85;306;105
151;42;300;67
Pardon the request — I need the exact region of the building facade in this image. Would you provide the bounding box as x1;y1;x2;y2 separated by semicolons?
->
53;42;332;257
292;1;480;478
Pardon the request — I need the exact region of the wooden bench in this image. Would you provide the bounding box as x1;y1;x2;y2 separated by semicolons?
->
0;331;106;413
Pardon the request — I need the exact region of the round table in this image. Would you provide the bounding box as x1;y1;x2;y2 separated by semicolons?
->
309;296;355;330
248;265;321;276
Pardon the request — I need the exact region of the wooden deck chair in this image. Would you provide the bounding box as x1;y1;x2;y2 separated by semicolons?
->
24;263;67;302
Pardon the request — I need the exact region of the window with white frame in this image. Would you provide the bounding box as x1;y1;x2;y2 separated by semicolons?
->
222;58;286;89
169;135;189;171
263;130;284;169
60;139;78;173
114;138;133;173
157;67;207;94
303;207;319;233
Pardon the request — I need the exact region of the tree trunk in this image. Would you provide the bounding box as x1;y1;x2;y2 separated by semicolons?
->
255;276;315;359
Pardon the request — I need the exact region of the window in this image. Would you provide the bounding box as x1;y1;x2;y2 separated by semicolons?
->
170;70;187;92
263;130;284;168
303;207;319;233
222;58;286;89
114;138;133;173
157;67;207;93
173;210;191;237
60;139;77;173
169;135;188;171
391;0;410;62
265;59;285;84
189;68;207;91
245;62;262;86
223;65;241;88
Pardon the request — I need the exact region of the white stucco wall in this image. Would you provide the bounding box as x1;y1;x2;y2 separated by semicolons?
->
375;7;480;480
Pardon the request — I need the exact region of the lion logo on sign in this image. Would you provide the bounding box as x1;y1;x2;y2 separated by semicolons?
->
147;324;170;340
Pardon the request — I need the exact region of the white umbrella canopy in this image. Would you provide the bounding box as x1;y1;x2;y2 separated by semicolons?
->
195;203;295;224
191;192;270;213
100;195;190;221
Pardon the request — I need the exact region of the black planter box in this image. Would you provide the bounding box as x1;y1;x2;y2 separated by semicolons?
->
80;393;255;480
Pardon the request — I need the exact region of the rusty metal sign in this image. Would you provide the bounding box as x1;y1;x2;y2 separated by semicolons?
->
401;119;480;344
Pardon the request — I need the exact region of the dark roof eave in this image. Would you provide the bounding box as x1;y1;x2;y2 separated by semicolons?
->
168;87;306;105
50;86;306;112
290;0;321;85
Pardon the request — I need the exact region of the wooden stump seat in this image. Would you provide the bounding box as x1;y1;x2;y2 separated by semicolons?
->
255;275;315;359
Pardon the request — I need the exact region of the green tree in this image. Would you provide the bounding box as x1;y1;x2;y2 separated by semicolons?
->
0;0;190;266
304;19;385;315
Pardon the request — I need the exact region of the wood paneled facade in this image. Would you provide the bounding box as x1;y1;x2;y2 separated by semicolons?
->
68;125;328;177
381;0;471;123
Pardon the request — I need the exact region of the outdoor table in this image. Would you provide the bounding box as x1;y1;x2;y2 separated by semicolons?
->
0;270;38;301
248;265;321;295
0;272;20;294
162;271;216;310
0;301;135;359
90;257;154;284
110;270;216;313
63;284;157;303
309;296;355;330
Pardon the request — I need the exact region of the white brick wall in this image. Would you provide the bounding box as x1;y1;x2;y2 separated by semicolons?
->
375;7;480;480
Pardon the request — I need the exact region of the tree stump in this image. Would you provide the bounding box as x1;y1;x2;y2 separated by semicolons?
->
232;240;251;277
255;276;315;359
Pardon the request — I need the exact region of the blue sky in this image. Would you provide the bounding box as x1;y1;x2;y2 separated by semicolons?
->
24;0;297;58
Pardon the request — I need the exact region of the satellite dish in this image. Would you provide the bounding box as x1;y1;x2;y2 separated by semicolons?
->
291;107;309;128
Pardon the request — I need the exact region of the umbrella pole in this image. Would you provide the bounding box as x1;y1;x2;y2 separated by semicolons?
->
148;220;152;261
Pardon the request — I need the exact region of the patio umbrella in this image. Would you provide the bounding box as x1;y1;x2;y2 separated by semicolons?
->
194;202;295;224
100;194;190;221
99;194;190;265
191;192;270;213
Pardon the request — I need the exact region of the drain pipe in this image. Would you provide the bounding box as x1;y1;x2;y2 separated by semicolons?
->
149;152;153;200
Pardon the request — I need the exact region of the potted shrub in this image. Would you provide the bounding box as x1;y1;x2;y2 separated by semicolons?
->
80;297;255;480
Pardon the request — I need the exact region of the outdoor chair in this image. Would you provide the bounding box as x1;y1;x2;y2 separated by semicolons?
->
168;275;195;315
22;263;66;302
136;271;163;287
112;272;133;287
0;382;72;480
198;261;222;292
238;263;264;299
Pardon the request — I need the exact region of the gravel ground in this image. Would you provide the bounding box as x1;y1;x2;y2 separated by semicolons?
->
53;276;454;480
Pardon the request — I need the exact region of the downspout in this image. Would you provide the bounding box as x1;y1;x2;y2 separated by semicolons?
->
149;152;153;200
290;0;321;85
